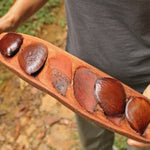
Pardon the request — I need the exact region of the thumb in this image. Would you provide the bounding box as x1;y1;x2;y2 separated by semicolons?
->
127;139;150;148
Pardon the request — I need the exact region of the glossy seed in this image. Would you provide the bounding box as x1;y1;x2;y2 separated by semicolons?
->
49;55;72;96
94;78;126;116
126;97;150;134
18;43;48;75
0;32;23;57
73;67;97;113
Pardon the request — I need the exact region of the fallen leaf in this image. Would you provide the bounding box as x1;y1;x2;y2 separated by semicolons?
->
36;128;46;139
43;116;60;126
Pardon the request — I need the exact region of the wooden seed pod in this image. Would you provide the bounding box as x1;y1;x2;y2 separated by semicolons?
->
1;33;150;143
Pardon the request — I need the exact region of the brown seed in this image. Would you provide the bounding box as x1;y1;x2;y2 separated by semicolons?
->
50;69;70;96
126;97;150;134
18;43;48;75
0;32;23;57
94;77;126;116
73;67;97;113
49;55;72;96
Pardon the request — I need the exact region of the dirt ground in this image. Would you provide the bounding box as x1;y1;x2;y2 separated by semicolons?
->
0;2;83;150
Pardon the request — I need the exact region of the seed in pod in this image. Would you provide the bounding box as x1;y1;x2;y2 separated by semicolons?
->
0;32;23;57
125;96;150;135
18;43;48;75
73;67;97;113
94;77;126;116
49;55;72;96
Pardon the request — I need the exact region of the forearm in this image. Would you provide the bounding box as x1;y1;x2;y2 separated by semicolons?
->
0;0;48;32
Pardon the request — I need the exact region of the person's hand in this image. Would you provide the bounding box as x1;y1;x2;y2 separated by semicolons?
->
127;84;150;148
127;139;150;148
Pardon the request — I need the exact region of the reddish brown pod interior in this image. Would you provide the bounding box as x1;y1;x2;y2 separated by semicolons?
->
49;55;72;96
0;32;23;57
18;43;48;75
94;77;126;117
126;97;150;135
73;67;97;113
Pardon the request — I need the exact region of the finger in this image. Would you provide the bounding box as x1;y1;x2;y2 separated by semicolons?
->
143;84;150;99
127;139;150;148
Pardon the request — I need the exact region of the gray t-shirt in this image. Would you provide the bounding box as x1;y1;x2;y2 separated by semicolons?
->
65;0;150;92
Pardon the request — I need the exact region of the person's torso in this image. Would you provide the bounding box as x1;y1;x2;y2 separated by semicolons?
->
65;0;150;91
